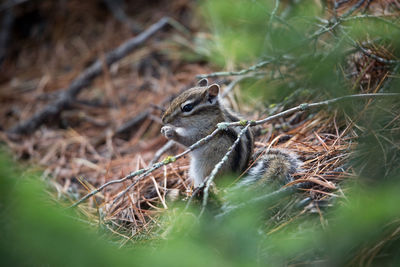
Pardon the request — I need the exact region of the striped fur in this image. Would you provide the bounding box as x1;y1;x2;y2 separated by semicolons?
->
161;79;300;189
161;80;253;187
236;149;301;189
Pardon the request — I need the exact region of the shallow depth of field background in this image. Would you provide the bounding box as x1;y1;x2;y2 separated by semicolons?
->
1;0;400;266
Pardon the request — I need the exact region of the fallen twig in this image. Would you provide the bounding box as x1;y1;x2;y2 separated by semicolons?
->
93;109;151;146
114;110;151;139
8;17;175;135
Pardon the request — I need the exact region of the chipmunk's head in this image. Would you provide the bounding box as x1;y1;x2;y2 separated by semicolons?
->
162;78;221;128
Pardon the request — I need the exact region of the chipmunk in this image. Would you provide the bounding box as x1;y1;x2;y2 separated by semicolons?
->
161;78;301;189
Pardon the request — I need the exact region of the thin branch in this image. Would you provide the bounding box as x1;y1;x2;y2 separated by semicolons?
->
8;17;174;135
342;0;366;19
196;59;276;79
220;75;250;99
264;0;280;49
267;5;298;35
93;109;151;146
380;64;399;92
112;162;169;205
341;15;400;31
70;127;221;208
340;29;400;65
197;24;331;79
165;17;192;37
362;0;372;13
268;0;280;29
199;124;251;217
114;110;151;139
335;0;351;8
358;45;400;65
308;19;341;40
70;168;146;208
197;7;400;80
333;0;339;20
220;93;400;128
150;140;177;165
196;14;344;79
197;10;398;79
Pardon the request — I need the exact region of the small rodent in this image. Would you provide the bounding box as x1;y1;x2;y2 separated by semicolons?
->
161;78;301;188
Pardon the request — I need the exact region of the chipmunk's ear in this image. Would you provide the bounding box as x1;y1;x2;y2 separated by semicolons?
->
206;84;220;103
197;78;208;87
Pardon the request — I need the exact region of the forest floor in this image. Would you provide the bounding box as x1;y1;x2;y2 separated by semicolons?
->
0;0;398;245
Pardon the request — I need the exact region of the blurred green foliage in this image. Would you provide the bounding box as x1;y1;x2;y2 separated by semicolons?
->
1;150;400;266
1;1;400;266
200;0;400;102
199;0;400;182
0;152;134;266
351;95;400;181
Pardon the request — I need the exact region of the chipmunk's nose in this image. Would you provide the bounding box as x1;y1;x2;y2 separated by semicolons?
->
161;110;172;124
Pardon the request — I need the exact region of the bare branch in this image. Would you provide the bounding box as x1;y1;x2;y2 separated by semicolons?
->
268;0;280;31
197;9;399;80
8;17;174;135
199;124;251;217
340;29;400;65
196;59;275;79
150;140;177;165
341;14;400;31
220;75;252;99
358;45;400;65
221;93;400;128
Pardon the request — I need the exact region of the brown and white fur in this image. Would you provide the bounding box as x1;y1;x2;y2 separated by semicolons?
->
161;79;300;188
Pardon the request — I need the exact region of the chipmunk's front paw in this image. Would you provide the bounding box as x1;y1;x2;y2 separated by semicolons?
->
161;125;176;139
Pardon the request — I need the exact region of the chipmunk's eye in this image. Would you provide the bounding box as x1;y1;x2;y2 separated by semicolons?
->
182;103;194;112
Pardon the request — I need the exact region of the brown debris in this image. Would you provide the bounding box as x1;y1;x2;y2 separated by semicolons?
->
0;0;398;244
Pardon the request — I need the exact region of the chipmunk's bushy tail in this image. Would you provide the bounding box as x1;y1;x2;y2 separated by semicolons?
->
236;149;302;189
